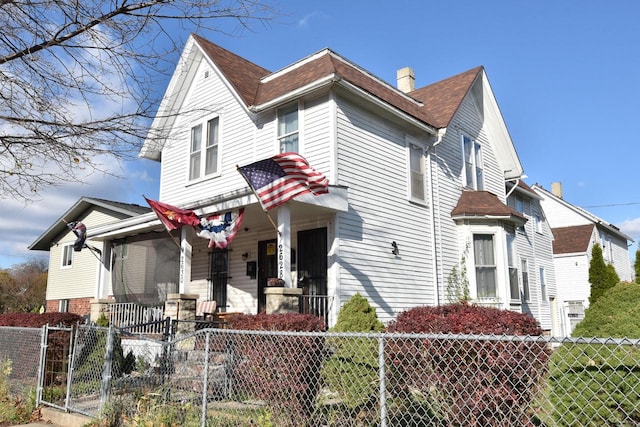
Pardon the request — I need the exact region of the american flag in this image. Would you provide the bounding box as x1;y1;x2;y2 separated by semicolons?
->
238;152;329;211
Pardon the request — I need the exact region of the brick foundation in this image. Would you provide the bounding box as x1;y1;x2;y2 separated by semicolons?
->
45;297;92;317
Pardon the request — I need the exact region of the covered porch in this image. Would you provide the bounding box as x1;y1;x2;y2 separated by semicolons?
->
88;186;348;327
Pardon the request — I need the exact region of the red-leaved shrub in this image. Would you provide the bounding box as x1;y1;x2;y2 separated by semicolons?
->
386;304;550;426
0;312;83;327
226;313;326;426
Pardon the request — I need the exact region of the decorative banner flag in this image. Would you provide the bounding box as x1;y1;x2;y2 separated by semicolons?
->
197;208;244;249
144;196;200;231
67;221;86;252
237;152;329;211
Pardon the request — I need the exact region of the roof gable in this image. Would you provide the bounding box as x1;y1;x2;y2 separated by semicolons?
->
551;224;594;254
410;67;482;128
29;197;150;251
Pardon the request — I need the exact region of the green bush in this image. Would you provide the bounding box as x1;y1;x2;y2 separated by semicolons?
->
573;281;640;339
321;294;383;423
545;282;640;425
546;343;640;426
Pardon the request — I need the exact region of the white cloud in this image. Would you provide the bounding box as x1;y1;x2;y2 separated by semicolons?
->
619;217;640;241
0;157;159;269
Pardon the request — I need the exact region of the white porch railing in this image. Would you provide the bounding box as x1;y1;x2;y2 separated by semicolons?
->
108;303;165;334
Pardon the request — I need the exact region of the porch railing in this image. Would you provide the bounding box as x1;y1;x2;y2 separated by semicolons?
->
108;303;165;334
300;294;333;325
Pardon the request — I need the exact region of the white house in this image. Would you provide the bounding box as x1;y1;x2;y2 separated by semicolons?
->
531;182;633;335
33;34;558;330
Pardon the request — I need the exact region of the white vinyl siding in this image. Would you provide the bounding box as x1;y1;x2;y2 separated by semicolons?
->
334;96;434;323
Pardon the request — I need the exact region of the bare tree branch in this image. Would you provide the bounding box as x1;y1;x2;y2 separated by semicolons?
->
0;0;275;201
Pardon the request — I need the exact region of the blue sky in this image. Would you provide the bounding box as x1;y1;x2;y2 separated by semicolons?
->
2;0;640;268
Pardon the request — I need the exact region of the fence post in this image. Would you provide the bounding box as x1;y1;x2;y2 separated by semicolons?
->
378;335;387;427
36;324;48;406
64;324;77;411
201;331;210;427
99;325;114;414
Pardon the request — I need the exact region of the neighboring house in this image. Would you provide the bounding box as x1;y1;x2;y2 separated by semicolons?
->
28;197;151;315
33;34;557;330
531;182;633;336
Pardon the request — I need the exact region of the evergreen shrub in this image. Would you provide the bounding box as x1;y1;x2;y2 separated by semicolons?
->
546;282;640;425
386;304;550;426
322;294;384;423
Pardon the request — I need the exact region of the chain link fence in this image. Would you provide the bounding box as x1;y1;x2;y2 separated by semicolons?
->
2;323;639;426
49;325;640;426
0;326;43;398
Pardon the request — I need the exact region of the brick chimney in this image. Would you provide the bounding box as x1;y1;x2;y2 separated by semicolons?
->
397;67;415;93
551;182;563;199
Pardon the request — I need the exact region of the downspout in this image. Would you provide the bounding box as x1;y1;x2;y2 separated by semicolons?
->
430;128;446;306
505;178;520;199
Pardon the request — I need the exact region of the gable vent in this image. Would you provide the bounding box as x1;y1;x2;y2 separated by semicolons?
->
204;70;210;78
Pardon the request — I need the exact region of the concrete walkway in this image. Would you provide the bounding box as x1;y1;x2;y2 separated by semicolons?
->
10;407;92;427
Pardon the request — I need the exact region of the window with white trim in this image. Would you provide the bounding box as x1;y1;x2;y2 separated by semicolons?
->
540;266;547;301
277;102;299;153
507;234;519;300
534;214;543;233
189;117;219;181
473;234;496;298
61;244;73;268
58;299;69;313
462;135;484;190
409;142;426;202
521;259;530;301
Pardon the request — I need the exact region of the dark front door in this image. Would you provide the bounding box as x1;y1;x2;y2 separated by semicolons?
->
297;228;328;317
209;249;228;311
257;239;278;313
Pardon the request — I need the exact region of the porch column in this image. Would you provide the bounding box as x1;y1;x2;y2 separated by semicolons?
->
179;227;192;294
277;204;292;287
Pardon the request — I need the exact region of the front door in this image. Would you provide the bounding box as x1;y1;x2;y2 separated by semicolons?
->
297;227;328;317
257;239;278;313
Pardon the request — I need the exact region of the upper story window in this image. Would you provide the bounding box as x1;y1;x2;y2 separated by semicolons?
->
61;244;73;268
189;117;219;181
507;234;519;300
521;258;530;301
409;142;426;202
539;266;548;302
278;102;299;153
473;234;496;298
534;213;543;233
462;135;484;190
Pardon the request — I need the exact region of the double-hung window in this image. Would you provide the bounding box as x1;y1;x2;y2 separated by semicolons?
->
409;142;426;202
521;259;530;301
462;135;484;190
278;102;299;153
61;244;73;268
473;234;496;298
539;267;547;302
189;117;219;181
507;234;519;300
